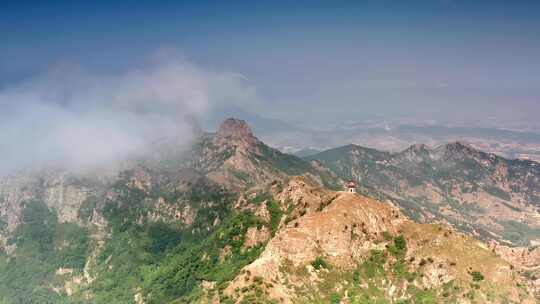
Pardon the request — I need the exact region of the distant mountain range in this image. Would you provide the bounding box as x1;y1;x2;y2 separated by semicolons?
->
205;110;540;162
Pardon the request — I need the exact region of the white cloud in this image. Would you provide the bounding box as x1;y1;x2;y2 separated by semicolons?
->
0;53;258;174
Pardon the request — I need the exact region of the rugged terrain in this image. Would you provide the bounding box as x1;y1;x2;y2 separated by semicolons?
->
0;118;538;303
305;143;540;247
222;178;535;303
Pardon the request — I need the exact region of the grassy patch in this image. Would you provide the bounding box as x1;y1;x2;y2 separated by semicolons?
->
388;235;407;258
470;271;484;282
311;257;330;270
266;200;283;236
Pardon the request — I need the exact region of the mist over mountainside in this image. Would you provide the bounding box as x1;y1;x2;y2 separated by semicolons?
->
0;118;539;303
0;56;259;175
3;1;540;303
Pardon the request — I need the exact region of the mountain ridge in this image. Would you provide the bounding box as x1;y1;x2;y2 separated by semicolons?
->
0;118;538;303
222;177;535;303
305;141;540;247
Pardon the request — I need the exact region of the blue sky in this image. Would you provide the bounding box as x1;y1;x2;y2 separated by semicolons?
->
1;0;540;125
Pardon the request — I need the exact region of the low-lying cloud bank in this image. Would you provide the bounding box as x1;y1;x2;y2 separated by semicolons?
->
0;54;257;174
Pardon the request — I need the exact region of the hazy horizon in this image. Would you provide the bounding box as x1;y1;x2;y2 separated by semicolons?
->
2;0;540;171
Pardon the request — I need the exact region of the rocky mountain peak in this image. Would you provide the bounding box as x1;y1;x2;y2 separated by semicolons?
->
442;141;474;152
394;143;431;163
402;143;430;155
431;141;481;160
410;143;429;151
215;118;259;145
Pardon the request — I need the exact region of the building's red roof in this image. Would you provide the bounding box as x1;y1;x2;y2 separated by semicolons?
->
345;180;356;188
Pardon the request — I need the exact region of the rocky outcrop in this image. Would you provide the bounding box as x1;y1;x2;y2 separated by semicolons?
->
190;119;316;189
243;226;271;249
214;118;260;146
0;171;97;249
489;243;540;294
224;178;535;303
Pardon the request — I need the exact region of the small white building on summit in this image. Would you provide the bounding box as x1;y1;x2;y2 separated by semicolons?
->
344;180;357;193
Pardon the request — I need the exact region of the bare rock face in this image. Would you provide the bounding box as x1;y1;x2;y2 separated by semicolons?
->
0;172;95;249
195;118;303;189
226;186;405;302
224;178;535;303
490;243;540;293
243;226;271;249
214;118;260;146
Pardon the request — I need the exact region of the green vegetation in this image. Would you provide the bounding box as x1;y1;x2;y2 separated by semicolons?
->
295;235;491;304
484;186;512;201
0;200;89;304
266;200;282;236
78;196;99;221
141;211;265;303
0;217;7;232
251;191;273;205
84;180;268;304
358;250;388;279
311;257;330;270
388;235;407;258
470;271;484;282
230;169;251;184
0;178;272;304
329;293;341;304
230;274;277;304
499;220;540;246
295;243;439;304
382;231;393;241
256;144;312;176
